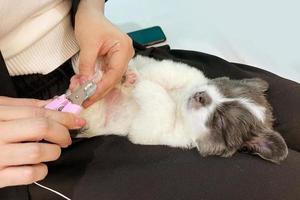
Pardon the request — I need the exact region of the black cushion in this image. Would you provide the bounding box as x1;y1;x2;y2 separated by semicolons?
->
29;136;300;200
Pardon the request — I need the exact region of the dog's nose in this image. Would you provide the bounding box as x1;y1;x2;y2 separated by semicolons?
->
193;91;211;106
193;92;205;104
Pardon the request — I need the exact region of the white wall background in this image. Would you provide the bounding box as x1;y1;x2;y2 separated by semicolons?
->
105;0;300;83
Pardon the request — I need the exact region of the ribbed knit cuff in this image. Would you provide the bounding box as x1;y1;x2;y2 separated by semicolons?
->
5;15;79;76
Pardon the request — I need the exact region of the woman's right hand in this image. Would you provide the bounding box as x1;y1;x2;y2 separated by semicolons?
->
0;96;86;188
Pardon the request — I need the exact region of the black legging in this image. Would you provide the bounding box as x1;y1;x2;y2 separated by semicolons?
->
11;59;74;100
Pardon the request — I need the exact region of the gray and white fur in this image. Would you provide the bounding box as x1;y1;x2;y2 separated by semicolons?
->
77;56;288;163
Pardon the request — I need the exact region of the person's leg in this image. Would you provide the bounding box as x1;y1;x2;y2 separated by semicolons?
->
0;52;17;97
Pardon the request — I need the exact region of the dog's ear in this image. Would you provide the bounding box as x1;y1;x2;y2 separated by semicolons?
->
242;129;288;163
241;78;269;92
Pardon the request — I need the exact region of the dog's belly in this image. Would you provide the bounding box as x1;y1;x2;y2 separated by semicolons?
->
102;88;138;135
80;88;138;137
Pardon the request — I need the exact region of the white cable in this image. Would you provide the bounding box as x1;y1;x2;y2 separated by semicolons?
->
34;182;71;200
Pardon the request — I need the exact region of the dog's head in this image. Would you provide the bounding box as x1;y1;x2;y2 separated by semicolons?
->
182;77;288;163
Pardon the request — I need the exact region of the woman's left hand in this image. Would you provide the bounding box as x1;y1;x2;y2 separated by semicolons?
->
72;0;134;107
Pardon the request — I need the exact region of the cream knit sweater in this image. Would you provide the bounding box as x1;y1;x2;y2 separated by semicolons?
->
0;0;79;76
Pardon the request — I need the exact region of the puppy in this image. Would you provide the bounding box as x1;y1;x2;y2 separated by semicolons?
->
77;56;288;163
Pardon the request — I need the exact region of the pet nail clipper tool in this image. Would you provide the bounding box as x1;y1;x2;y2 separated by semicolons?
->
45;61;102;114
44;80;97;114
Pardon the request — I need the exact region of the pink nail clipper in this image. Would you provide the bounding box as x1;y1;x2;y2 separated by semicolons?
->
44;80;97;114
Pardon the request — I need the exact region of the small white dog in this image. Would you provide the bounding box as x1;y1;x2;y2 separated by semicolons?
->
77;56;288;163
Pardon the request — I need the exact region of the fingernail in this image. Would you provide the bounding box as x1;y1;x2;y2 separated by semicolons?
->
62;138;72;148
68;138;73;146
79;76;88;84
75;118;86;127
64;138;72;147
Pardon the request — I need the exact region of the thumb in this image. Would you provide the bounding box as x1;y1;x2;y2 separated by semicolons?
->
78;47;99;77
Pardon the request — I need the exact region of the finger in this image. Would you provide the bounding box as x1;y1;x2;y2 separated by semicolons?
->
69;75;81;91
98;39;120;56
0;105;86;129
82;69;121;108
0;118;72;147
0;143;61;166
82;46;130;108
0;164;48;188
79;45;101;77
0;96;47;107
106;41;132;76
68;75;90;92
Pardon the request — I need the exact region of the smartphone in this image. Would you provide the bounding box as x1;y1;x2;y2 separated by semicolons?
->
127;26;167;46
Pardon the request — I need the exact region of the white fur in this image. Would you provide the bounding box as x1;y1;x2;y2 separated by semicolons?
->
77;56;208;148
236;98;266;123
76;56;266;150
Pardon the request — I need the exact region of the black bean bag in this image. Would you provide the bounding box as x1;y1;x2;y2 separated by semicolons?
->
0;45;300;200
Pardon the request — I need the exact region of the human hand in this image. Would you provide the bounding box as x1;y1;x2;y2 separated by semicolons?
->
0;97;86;188
72;1;134;107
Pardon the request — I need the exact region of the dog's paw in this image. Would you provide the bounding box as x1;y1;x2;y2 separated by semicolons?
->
122;70;138;87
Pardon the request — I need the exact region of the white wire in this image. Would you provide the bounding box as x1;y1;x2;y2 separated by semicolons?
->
34;182;71;200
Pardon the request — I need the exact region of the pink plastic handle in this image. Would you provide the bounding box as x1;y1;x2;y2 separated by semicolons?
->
45;95;82;114
61;102;82;115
